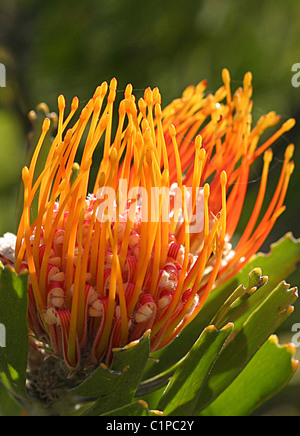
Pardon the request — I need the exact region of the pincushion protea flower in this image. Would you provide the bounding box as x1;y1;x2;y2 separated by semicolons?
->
13;69;295;372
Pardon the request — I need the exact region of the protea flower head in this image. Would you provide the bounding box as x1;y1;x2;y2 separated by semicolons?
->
14;69;295;371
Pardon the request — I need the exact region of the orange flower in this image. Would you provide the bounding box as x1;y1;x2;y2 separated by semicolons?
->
15;70;295;370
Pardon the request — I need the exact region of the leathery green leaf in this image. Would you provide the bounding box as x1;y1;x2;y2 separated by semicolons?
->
143;234;300;380
211;267;268;331
0;382;22;416
101;399;164;417
82;330;150;416
71;362;124;398
0;267;28;399
200;336;298;416
195;281;298;412
158;323;234;416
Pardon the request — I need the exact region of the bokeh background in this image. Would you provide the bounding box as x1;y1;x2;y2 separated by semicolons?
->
0;0;299;415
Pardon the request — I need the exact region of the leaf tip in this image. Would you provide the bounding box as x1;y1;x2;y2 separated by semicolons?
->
291;359;299;373
283;342;297;356
204;325;217;332
269;335;279;345
269;336;298;371
204;323;233;333
222;322;234;331
112;329;151;353
4;264;17;274
138;399;148;408
293;287;299;299
252;267;262;277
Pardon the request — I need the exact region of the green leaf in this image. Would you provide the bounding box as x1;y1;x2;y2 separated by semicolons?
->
0;267;28;399
195;280;298;411
0;382;22;416
81;330;150;416
142;234;300;380
200;335;298;416
137;385;167;412
71;363;124;398
211;267;268;330
157;323;234;416
101;400;163;417
139;268;267;396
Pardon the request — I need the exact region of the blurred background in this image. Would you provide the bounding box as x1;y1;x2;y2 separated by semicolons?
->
0;0;299;415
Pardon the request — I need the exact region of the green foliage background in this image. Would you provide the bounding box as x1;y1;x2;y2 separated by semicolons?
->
0;0;299;415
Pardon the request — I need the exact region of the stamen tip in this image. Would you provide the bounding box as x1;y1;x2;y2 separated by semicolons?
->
264;149;273;162
243;71;253;88
110;77;118;90
125;83;133;99
155;103;162;119
222;68;231;86
285;144;295;160
221;170;227;186
287;161;295;176
195;135;203;150
169;124;176;136
71;96;80;111
283;118;296;131
204;183;210;198
58;94;66;110
22;166;30;181
199;147;206;160
42;118;51;132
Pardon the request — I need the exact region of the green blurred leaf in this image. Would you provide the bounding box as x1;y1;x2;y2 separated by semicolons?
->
82;330;150;416
195;280;298;412
200;336;298;416
0;382;22;416
0;110;24;189
0;267;28;399
101;399;163;417
143;234;300;380
157;323;233;416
